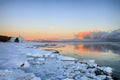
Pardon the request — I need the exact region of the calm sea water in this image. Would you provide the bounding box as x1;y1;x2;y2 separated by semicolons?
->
39;42;120;79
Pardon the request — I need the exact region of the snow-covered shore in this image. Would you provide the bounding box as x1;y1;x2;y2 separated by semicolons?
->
0;42;113;80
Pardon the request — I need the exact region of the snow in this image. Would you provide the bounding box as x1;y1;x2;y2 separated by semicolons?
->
0;69;41;80
0;42;114;80
57;55;77;61
9;37;16;42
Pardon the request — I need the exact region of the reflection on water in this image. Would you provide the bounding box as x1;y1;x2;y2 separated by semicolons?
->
39;42;120;79
75;43;120;54
75;44;101;54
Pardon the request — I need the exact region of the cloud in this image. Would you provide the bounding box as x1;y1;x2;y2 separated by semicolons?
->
75;31;91;40
75;30;101;40
106;29;120;40
75;29;120;41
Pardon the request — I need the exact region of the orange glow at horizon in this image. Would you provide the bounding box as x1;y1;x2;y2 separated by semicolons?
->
76;30;101;40
76;31;91;40
0;29;101;41
20;35;60;41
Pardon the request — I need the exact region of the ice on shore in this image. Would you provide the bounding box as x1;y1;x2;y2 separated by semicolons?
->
0;69;41;80
57;55;77;61
0;42;113;80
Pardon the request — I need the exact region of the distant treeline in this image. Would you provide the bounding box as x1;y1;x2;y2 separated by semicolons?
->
0;35;11;42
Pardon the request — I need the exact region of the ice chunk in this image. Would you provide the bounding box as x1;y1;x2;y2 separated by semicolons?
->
80;76;88;80
98;67;112;74
103;67;112;73
37;58;45;61
27;52;52;58
58;55;76;61
63;78;74;80
89;60;95;63
96;75;106;80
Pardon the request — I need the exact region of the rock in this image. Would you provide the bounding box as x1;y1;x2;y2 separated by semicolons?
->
95;69;104;75
15;37;19;43
17;61;30;68
20;63;24;67
53;50;60;54
10;36;25;43
0;35;11;42
21;61;30;68
87;68;96;73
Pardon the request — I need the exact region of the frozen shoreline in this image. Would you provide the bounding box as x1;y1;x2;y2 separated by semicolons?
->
0;42;114;80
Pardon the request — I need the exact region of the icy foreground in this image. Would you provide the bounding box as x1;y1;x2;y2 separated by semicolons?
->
0;42;113;80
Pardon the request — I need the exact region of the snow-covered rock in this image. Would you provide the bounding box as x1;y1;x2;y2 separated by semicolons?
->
103;67;112;74
9;36;25;42
18;36;25;42
9;37;16;42
98;67;112;75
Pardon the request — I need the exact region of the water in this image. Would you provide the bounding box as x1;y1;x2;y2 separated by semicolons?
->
39;42;120;79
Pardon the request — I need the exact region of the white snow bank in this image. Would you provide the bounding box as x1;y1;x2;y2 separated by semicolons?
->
0;42;114;80
0;69;41;80
0;42;46;69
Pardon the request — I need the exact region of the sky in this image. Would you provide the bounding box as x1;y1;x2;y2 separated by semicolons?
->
0;0;120;40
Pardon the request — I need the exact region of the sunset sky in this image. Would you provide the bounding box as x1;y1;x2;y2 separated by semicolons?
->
0;0;120;40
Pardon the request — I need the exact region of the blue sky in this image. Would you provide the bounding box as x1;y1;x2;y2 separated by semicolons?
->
0;0;120;40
